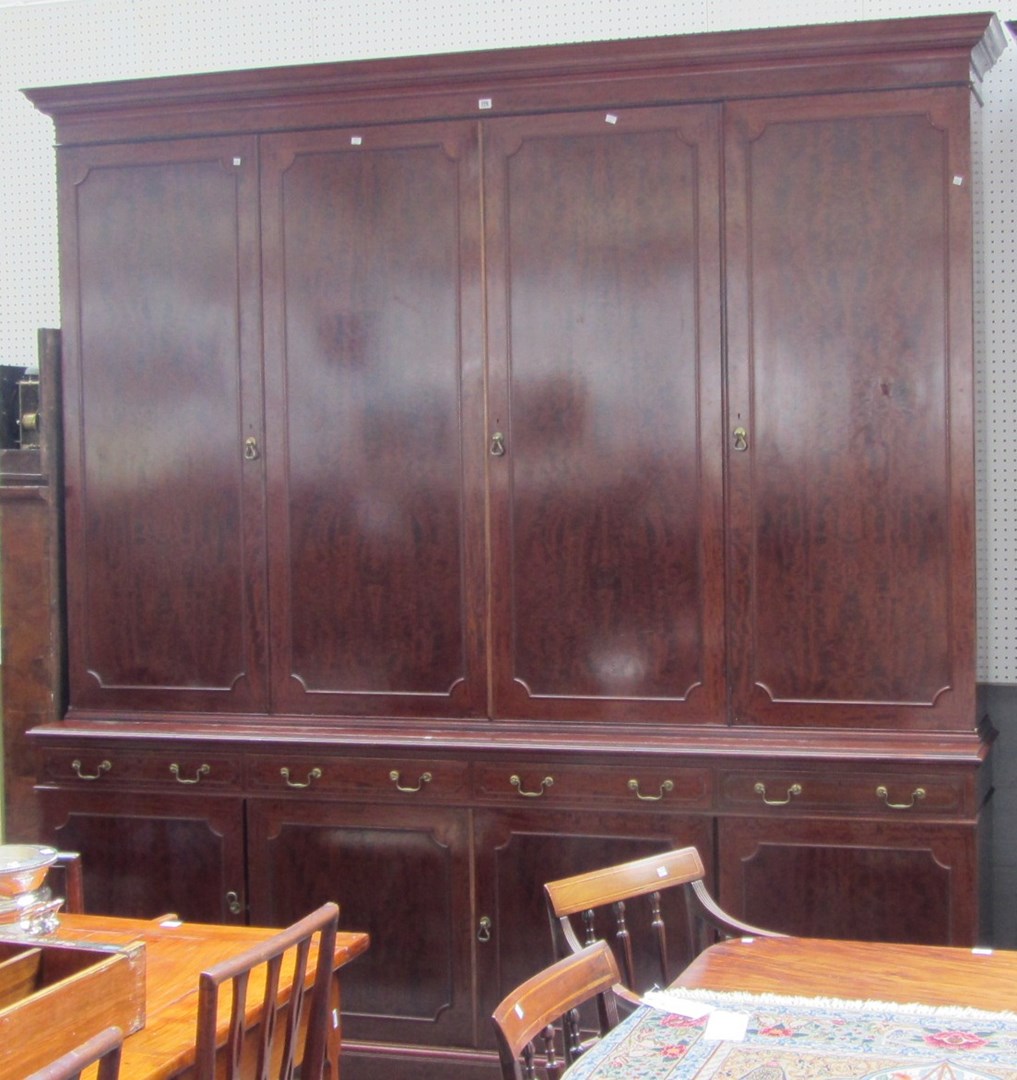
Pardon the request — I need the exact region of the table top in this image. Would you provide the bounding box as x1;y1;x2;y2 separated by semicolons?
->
562;936;1017;1079
48;913;370;1079
672;934;1017;1012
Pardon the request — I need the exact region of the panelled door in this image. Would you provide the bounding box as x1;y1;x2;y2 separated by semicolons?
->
259;121;488;719
484;105;726;726
724;88;977;732
57;136;267;713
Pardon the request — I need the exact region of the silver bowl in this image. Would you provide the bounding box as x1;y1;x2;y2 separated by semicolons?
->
0;844;58;898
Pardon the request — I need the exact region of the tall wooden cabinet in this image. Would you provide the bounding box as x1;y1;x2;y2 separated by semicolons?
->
16;14;1005;1079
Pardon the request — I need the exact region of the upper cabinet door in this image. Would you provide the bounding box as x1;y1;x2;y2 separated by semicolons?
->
260;121;487;718
59;136;268;713
725;89;976;731
485;106;725;725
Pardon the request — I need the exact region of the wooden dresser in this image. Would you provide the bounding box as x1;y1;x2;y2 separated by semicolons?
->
13;13;1005;1078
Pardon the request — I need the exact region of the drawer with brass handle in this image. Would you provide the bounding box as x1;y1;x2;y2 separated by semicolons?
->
38;747;242;790
472;761;711;809
717;769;968;816
244;754;470;801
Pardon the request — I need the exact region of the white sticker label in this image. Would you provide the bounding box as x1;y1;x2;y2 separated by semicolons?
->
605;113;618;124
479;98;493;110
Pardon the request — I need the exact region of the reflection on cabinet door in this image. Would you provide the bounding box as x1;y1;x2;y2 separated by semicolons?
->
724;88;976;732
484;105;725;727
472;807;714;1044
57;135;267;714
718;816;978;945
259;121;487;720
246;798;473;1049
40;789;247;923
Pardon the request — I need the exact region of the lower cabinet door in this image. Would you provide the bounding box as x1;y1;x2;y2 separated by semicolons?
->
246;798;474;1050
40;789;247;922
718;816;979;945
472;808;714;1043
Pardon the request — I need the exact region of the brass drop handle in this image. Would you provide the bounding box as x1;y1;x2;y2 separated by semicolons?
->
733;426;748;452
489;431;506;457
281;766;322;789
225;890;243;916
477;915;492;943
628;778;674;802
243;436;260;461
754;781;802;806
169;763;210;785
390;770;432;793
876;785;926;810
510;774;554;798
72;759;111;781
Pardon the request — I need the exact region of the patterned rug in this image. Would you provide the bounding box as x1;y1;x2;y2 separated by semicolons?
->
562;988;1017;1079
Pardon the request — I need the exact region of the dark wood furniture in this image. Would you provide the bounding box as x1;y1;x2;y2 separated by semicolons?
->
195;902;339;1080
491;941;625;1080
544;846;782;989
25;1026;124;1080
11;12;1006;1080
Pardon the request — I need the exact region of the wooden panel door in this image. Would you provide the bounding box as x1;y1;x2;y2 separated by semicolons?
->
472;808;714;1044
718;815;979;945
40;789;247;922
246;798;474;1050
484;105;725;725
725;88;976;731
260;122;486;719
57;136;267;714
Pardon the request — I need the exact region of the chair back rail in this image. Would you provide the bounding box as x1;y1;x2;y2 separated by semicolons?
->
544;846;782;990
194;901;339;1080
491;941;626;1080
24;1024;123;1080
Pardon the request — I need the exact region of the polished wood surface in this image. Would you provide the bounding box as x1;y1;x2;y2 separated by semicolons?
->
673;935;1017;1012
491;941;623;1080
544;846;782;991
17;15;1006;1080
49;914;369;1079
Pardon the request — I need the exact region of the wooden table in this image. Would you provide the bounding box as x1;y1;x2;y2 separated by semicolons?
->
672;935;1017;1012
48;913;370;1079
561;936;1017;1078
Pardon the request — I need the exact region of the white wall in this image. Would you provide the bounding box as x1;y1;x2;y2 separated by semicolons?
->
1;1;1016;918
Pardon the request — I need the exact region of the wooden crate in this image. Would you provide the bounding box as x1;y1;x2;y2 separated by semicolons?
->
0;935;145;1076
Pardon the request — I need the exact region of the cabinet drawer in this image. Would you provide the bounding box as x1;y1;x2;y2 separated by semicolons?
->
717;769;967;817
245;754;471;802
37;747;242;791
472;761;712;810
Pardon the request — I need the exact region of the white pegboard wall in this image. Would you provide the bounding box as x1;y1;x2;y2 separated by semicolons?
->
0;0;1015;681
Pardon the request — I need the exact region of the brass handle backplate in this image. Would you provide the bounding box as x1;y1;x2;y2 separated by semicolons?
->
281;766;322;789
876;785;926;810
72;759;111;781
170;763;210;785
510;774;554;798
754;781;802;806
628;778;674;802
390;770;432;793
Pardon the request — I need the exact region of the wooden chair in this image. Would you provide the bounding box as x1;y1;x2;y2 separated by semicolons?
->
544;846;783;991
194;901;340;1080
491;940;630;1080
25;1025;123;1080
